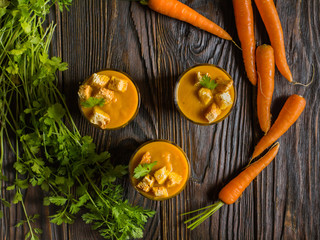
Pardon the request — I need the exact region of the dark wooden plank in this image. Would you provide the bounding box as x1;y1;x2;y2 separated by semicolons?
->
1;0;319;240
254;1;320;239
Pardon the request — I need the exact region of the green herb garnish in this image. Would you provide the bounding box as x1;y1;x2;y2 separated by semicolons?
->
134;162;158;179
200;75;218;90
81;97;105;108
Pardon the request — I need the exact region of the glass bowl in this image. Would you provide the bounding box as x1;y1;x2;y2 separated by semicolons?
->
78;69;140;130
129;140;190;201
174;64;237;125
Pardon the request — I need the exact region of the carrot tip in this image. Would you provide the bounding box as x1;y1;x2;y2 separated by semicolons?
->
247;157;254;166
231;40;242;51
291;64;315;87
249;142;279;167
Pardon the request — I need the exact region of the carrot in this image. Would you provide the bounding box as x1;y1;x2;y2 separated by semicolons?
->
252;94;306;159
219;142;279;204
256;44;275;133
254;0;293;82
233;0;257;86
143;0;232;40
183;143;280;229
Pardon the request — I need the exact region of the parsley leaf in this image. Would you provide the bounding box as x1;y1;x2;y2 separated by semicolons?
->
81;97;105;108
0;0;9;8
199;75;218;90
133;162;157;179
47;103;66;121
49;196;68;206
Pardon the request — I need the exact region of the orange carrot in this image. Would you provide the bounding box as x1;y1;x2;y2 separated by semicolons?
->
183;143;280;229
233;0;257;85
144;0;232;40
256;44;275;133
252;94;306;159
254;0;293;82
219;142;279;204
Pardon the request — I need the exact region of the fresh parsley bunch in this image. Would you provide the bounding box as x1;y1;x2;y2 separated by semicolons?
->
0;1;155;239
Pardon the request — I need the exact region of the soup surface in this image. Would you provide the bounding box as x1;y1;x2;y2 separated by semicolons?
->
130;141;190;200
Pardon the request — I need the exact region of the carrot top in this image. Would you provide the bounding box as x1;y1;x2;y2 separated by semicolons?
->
219;142;280;205
183;143;280;229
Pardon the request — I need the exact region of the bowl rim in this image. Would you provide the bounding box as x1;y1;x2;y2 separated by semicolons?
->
174;63;237;125
78;68;141;130
128;139;191;201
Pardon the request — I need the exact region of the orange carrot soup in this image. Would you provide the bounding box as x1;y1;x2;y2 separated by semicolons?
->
175;64;236;125
129;140;190;200
78;69;140;130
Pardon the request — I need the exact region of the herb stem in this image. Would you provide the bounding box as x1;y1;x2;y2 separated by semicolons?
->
20;194;36;239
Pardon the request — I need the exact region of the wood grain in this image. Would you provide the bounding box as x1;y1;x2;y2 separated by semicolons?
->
1;0;320;239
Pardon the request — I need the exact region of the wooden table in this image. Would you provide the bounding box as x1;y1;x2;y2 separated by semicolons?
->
2;0;320;239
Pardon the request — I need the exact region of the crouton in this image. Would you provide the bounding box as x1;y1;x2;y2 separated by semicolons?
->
152;187;169;197
107;76;128;92
140;152;151;165
167;172;183;188
195;72;211;86
89;107;110;129
136;174;155;192
215;77;233;93
93;88;115;104
196;72;211;82
161;152;173;172
91;73;110;88
205;102;222;122
154;166;170;184
198;88;213;105
214;91;233;110
78;85;93;101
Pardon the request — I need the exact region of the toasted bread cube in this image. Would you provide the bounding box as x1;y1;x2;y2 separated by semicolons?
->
196;72;203;85
198;88;213;105
78;85;93;101
205;102;222;122
107;76;128;92
196;72;211;82
215;77;233;93
152;187;169;197
143;174;155;186
214;91;233;110
136;174;155;192
154;166;169;185
167;172;183;188
161;153;173;172
91;73;110;88
195;72;211;86
140;152;151;165
93;88;115;104
89;107;110;129
136;181;149;192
